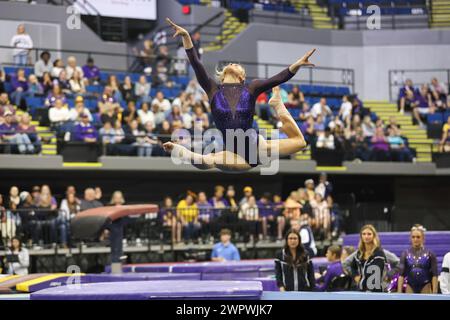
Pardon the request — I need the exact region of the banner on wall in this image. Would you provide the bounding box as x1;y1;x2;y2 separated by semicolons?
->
74;0;157;20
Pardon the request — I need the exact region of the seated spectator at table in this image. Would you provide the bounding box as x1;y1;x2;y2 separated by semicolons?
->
69;96;92;122
238;195;260;242
59;192;80;246
94;187;104;205
5;237;29;275
66;56;84;80
316;127;335;150
310;192;331;240
10;68;28;109
257;192;275;241
288;85;305;108
17;112;40;153
138;102;154;128
45;85;66;107
27;74;43;97
311;97;332;119
135;75;151;103
69;70;86;95
51;59;65;78
370;126;390;161
10;24;33;66
160;196;180;244
429;77;448;110
387;127;413;162
196;191;214;242
98;86;120;114
398;79;419;114
412;84;434;128
211;228;240;262
36;187;58;244
120;76;135;103
177;192;200;243
316;245;346;291
0;111;34;154
34;51;52;80
151;91;171;113
210;185;229;209
73;113;98;143
122;100;139;126
157;120;172;145
80;188;103;211
440;251;450;294
82;57;100;85
315;172;333;199
439;116;450;152
349;127;369;161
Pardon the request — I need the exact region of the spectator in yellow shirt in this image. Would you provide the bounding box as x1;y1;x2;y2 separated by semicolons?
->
439;117;450;152
177;192;201;243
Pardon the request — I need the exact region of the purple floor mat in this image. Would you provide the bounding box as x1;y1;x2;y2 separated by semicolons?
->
30;280;263;300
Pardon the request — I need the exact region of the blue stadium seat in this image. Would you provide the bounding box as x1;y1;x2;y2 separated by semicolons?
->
299;85;313;94
26;96;44;109
67;98;75;108
337;87;350;96
289;108;300;118
427;113;444;124
150;88;158;97
444;111;450;122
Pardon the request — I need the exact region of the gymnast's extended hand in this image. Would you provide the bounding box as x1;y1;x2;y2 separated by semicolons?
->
289;48;317;74
166;17;193;49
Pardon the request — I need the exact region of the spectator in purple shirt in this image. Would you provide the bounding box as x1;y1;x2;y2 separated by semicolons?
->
197;191;214;242
370;127;390;161
398;79;419;114
257;192;275;241
412;84;434;128
45;85;67;107
0;110;34;154
82;57;100;85
11;68;28;109
73;113;98;143
316;245;346;291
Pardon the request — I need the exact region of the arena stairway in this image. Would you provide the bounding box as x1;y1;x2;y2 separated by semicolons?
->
365;101;435;163
430;0;450;28
32;120;57;156
292;0;336;29
204;10;247;52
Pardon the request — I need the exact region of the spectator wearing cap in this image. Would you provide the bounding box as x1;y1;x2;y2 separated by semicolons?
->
73;112;98;143
211;228;240;262
239;186;254;206
82;57;100;85
304;179;315;202
257;192;275;241
0;110;34;154
34;51;52;79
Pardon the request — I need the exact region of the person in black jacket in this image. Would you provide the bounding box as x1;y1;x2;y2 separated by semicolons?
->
344;224;387;292
275;229;315;291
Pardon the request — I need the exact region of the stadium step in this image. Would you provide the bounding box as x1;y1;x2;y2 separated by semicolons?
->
365;100;434;163
430;0;450;27
204;9;247;52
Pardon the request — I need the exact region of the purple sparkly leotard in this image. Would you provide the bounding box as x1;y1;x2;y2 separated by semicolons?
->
399;247;438;293
185;47;295;167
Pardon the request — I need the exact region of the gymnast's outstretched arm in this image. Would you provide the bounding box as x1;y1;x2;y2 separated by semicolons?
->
249;49;317;97
166;18;215;96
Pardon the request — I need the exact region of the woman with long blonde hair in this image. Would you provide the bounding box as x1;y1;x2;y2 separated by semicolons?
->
344;224;387;292
397;224;438;294
163;18;315;173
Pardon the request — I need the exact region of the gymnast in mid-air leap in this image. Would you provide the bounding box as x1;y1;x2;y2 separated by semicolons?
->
163;18;316;172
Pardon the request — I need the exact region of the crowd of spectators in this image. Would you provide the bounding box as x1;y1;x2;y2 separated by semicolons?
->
0;173;343;250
